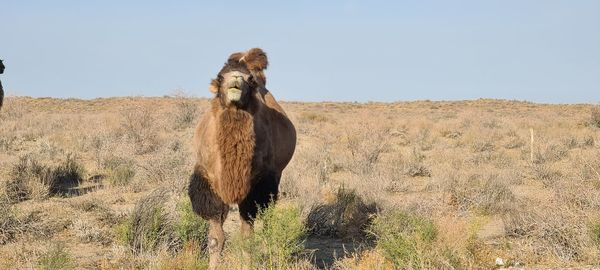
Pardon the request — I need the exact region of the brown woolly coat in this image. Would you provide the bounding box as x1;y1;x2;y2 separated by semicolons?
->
192;50;296;205
0;60;4;110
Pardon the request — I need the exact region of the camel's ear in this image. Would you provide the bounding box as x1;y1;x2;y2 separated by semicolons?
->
240;48;268;72
228;52;245;62
209;79;219;94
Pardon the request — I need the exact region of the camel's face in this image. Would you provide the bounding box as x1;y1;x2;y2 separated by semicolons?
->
0;60;4;74
219;70;254;107
211;59;258;108
210;48;269;109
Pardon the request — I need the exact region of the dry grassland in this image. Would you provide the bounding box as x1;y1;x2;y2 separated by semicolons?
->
1;96;599;269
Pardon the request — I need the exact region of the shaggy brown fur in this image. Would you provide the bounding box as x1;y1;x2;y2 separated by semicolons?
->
0;60;4;110
188;48;296;269
213;106;256;203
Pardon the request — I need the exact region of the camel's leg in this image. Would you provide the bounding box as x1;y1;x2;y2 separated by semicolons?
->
239;171;280;232
188;169;229;270
208;212;227;270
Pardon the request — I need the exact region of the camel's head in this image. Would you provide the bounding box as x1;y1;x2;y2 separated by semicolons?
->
210;48;268;108
0;60;4;74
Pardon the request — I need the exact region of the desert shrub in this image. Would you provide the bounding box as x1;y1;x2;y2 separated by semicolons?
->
71;219;109;244
174;197;209;248
117;189;208;254
5;155;51;202
307;188;377;239
108;165;136;186
446;173;515;215
472;140;495;153
580;135;595;148
370;211;438;269
503;206;597;262
553;176;600;210
415;128;434;151
50;154;85;194
174;98;199;129
0;199;21;244
154;243;209;270
5;154;84;202
404;147;431;177
299;112;329;123
531;164;562;187
137;149;189;191
590;106;600;128
503;131;524;149
533;142;569;164
0;199;56;245
592;223;600;247
121;106;160;154
344;125;390;175
37;243;75;270
228;204;306;270
103;156;136;187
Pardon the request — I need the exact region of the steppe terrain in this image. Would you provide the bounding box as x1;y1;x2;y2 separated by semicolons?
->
1;96;599;269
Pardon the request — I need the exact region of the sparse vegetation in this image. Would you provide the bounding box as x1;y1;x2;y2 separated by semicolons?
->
1;97;599;268
307;188;376;239
226;204;306;270
5;154;85;202
591;106;600;128
370;211;438;269
116;189;208;254
103;156;136;187
36;243;75;270
120;105;160;154
593;223;600;247
174;97;199;129
0;200;21;245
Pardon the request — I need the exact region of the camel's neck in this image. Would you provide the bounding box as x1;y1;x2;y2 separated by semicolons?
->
212;106;256;204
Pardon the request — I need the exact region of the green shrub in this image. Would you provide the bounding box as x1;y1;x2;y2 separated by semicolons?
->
117;190;208;254
592;223;600;247
175;197;209;248
37;243;75;270
116;189;173;253
103;156;136;186
108;164;136;186
370;211;438;269
231;204;306;270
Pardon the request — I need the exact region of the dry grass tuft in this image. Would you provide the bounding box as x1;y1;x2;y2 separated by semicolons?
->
36;242;75;270
0;199;22;245
120;106;160;154
116;188;208;254
590;106;600;128
4;154;85;202
503;205;599;262
445;172;516;215
173;97;199;129
307;188;377;239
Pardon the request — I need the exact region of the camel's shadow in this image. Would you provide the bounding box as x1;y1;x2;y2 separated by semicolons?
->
305;236;374;269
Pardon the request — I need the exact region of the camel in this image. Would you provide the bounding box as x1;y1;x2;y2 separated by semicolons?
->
188;48;296;269
0;59;4;110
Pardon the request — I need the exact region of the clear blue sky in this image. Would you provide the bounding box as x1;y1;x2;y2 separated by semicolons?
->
2;1;599;103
